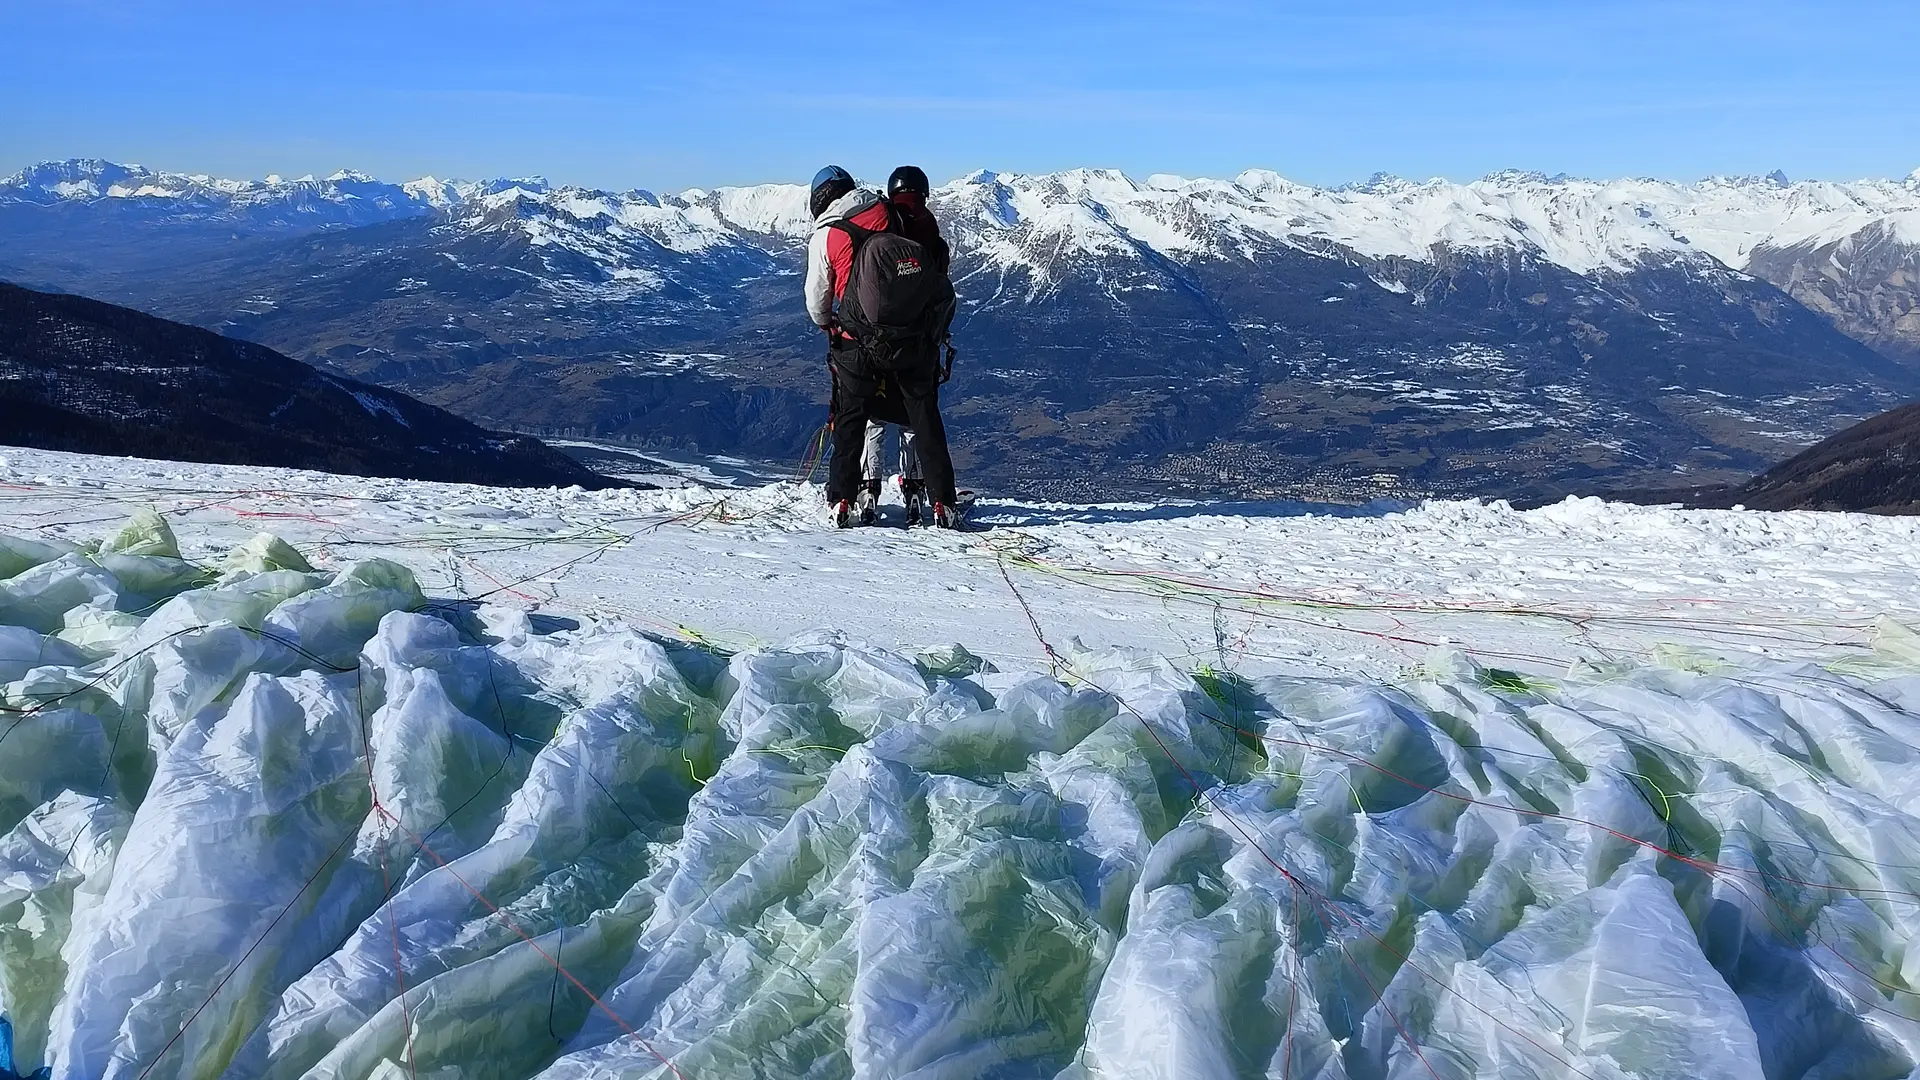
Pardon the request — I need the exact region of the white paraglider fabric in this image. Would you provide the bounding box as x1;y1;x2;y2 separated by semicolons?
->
0;512;1917;1080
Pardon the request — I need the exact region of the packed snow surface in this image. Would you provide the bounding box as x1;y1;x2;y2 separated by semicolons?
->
3;447;1920;1080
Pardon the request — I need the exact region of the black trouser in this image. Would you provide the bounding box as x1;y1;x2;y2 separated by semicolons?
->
828;345;957;507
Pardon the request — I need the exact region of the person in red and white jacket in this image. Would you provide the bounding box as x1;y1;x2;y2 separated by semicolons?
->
803;165;962;528
803;167;891;338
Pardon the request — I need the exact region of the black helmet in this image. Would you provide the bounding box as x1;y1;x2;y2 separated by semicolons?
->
809;165;855;218
887;165;930;198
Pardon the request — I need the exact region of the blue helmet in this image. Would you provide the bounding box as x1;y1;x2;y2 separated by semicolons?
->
811;165;854;193
808;165;857;218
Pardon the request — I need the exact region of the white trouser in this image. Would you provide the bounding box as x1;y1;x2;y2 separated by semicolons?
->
861;421;921;483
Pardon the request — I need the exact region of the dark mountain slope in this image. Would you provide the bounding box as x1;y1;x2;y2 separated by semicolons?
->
1602;401;1920;513
0;281;611;488
1733;402;1920;513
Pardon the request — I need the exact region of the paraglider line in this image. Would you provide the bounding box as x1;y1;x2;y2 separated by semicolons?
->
1129;704;1453;1080
380;809;691;1080
1001;569;1612;1078
132;827;359;1080
996;564;1453;1079
379;847;420;1080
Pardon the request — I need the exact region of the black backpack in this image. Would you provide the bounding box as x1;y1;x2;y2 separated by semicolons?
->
829;202;956;376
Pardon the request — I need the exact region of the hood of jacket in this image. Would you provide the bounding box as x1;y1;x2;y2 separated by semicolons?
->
814;186;882;226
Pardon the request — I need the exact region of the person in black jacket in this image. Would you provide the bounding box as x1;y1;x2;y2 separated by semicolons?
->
886;165;950;275
857;165;956;524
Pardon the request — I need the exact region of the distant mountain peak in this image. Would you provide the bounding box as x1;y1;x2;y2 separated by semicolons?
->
1480;169;1549;184
1232;168;1300;194
1700;170;1796;190
1339;171;1414;194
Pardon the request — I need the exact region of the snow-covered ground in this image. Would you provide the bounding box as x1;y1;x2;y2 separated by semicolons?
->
3;445;1920;1079
4;446;1917;681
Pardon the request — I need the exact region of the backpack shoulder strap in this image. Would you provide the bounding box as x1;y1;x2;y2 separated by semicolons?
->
829;200;905;242
827;217;874;245
825;219;874;299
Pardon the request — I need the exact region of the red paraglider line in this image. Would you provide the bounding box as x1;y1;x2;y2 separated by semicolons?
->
378;834;420;1080
377;806;692;1080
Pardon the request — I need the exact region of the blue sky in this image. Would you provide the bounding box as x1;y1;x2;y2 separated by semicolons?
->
3;0;1916;191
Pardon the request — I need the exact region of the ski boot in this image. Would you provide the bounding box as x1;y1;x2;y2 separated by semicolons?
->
857;479;881;526
931;491;976;531
829;498;855;529
898;476;927;526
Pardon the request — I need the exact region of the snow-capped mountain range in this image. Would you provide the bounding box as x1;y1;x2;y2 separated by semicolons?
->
0;158;511;216
8;157;1919;279
4;158;1920;500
